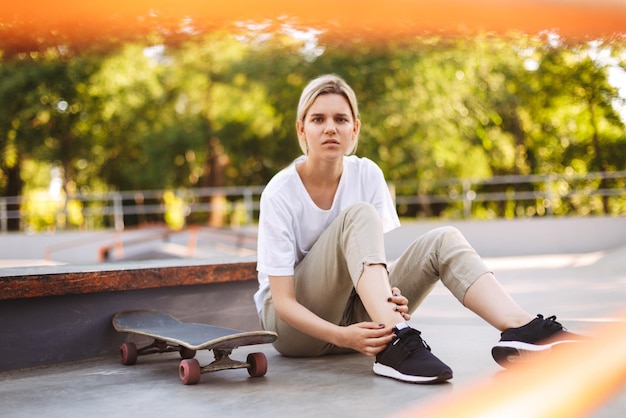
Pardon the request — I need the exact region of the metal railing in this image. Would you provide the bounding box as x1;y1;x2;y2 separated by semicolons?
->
0;185;266;232
393;170;626;218
1;171;625;232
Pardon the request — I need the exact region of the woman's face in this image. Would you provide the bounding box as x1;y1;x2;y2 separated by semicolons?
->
297;93;359;161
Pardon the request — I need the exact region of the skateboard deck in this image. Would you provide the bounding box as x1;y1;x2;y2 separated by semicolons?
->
112;310;277;385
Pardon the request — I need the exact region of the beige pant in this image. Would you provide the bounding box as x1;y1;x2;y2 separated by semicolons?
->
259;203;490;357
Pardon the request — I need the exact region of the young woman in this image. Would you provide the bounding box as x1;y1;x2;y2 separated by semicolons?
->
254;74;582;383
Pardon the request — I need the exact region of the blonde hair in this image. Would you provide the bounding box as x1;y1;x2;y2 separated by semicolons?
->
296;74;360;155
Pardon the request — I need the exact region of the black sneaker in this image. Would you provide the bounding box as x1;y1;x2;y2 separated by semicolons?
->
492;314;586;368
373;327;453;383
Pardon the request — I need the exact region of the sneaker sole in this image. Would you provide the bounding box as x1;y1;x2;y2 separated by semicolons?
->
492;340;583;368
372;363;452;384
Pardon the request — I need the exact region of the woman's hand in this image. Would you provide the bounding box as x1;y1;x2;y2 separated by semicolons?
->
337;322;395;356
389;286;411;321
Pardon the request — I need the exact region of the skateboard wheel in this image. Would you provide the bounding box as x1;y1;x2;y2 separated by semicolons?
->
247;352;268;377
120;342;137;365
179;359;201;385
179;347;196;360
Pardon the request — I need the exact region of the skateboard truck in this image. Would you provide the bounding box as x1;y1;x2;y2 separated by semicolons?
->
179;349;268;385
120;340;196;366
120;339;268;385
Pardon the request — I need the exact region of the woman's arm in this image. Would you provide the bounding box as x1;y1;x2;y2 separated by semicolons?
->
269;275;394;356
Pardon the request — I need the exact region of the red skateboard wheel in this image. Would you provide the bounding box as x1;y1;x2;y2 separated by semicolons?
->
119;342;137;365
179;359;201;385
247;352;268;377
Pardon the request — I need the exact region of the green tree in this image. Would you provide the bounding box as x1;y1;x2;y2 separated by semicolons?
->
0;48;102;229
2;24;625;230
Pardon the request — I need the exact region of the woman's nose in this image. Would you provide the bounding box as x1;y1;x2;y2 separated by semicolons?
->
324;121;337;133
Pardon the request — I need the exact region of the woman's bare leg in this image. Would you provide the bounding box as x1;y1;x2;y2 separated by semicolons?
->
463;272;533;331
356;264;405;326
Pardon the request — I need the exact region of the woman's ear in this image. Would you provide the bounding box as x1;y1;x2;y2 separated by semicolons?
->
353;119;361;137
296;120;305;138
296;120;308;154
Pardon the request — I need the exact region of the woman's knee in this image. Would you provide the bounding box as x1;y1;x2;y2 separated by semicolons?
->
428;225;464;243
342;203;384;243
346;202;377;217
343;202;379;224
417;226;471;257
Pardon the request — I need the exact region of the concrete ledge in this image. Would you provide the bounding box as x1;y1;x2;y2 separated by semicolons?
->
0;279;262;372
0;257;261;371
0;257;256;300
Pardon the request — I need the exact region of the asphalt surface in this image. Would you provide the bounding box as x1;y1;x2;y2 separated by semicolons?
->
1;246;626;417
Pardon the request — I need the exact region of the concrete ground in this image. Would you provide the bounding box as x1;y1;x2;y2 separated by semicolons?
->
1;246;626;417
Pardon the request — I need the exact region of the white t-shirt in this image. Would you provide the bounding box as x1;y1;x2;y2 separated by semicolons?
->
254;155;401;312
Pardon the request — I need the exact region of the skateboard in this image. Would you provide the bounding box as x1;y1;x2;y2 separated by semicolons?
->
112;310;278;385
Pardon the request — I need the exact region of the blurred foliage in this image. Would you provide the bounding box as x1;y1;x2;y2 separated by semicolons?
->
163;190;185;230
0;24;625;230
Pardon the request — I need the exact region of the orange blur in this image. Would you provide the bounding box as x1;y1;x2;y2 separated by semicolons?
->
2;0;626;43
395;311;626;418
